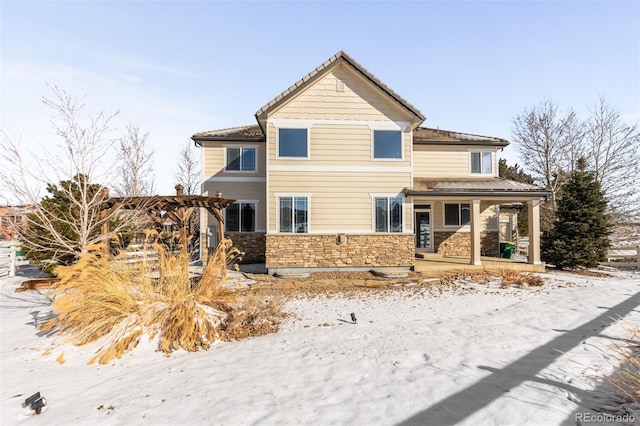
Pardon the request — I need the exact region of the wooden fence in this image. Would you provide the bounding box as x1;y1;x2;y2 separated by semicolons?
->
601;247;640;268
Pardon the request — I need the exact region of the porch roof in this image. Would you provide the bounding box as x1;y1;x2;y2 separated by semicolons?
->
405;178;552;199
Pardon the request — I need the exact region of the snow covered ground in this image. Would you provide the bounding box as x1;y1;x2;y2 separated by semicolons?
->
1;265;640;425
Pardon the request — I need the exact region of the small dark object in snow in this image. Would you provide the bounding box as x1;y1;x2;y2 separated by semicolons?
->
24;392;47;414
30;311;40;328
350;313;357;324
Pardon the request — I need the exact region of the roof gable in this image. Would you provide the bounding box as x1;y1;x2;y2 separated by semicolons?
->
255;51;425;126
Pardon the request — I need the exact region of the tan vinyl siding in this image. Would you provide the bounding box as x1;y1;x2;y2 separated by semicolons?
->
270;66;411;122
267;123;411;166
481;203;499;230
413;145;499;178
268;172;411;232
202;141;225;177
202;180;266;231
430;201;497;231
201;141;267;232
201;140;266;178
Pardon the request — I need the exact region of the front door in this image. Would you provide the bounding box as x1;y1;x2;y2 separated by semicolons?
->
415;210;432;252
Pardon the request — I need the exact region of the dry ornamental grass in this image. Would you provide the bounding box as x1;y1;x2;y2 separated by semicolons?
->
43;238;285;364
602;325;640;410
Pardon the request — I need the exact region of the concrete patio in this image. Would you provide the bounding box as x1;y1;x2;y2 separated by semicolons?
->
414;252;546;277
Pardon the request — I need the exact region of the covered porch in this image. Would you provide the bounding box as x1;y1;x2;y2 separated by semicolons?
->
414;252;545;277
405;178;552;268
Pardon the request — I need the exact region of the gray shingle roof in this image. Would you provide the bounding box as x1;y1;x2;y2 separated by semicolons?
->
414;127;509;146
191;124;509;148
192;124;265;143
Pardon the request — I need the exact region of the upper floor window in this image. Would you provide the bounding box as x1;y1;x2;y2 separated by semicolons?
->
375;196;403;232
226;147;256;171
278;128;308;158
226;202;256;232
444;203;470;226
373;130;402;159
279;196;308;233
470;151;493;174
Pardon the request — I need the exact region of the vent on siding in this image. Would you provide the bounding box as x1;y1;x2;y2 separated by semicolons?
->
336;78;344;92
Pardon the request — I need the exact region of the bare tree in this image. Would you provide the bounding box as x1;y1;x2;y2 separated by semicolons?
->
556;109;586;174
583;98;640;219
175;140;200;195
0;86;145;266
512;98;640;224
511;100;587;231
113;124;155;197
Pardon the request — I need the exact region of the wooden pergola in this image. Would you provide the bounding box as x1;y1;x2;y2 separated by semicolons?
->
100;185;235;256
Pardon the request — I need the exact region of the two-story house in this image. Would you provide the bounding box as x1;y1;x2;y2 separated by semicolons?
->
193;51;550;274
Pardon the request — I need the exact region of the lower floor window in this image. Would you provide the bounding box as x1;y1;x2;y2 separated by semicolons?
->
225;202;256;232
444;203;470;226
279;197;308;233
375;196;403;232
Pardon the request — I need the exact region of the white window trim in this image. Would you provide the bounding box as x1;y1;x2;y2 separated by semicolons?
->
205;177;266;183
223;145;259;173
371;128;405;162
442;201;472;228
468;150;495;176
370;193;406;233
275;126;311;160
274;193;312;234
271;118;408;128
225;200;259;233
268;165;411;173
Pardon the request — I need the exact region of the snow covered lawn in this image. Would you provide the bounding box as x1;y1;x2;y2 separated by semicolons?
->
1;266;639;425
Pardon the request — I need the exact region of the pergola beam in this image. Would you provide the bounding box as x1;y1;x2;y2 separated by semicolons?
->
99;186;235;256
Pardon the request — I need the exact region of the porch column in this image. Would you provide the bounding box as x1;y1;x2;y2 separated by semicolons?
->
527;199;542;264
470;199;482;265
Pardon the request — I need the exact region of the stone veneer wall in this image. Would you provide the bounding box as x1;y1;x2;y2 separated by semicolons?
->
434;231;500;257
265;234;414;269
226;232;266;263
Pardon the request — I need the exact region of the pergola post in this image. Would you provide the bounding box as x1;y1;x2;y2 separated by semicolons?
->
175;184;188;257
100;210;109;238
214;192;226;278
470;199;482;265
99;187;110;251
527;199;542;264
206;191;227;280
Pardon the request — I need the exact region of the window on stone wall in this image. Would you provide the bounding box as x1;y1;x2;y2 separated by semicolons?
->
225;202;256;232
279;197;308;233
375;196;403;232
444;203;470;226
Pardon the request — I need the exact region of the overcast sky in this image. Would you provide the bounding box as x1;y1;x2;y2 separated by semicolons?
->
1;0;638;196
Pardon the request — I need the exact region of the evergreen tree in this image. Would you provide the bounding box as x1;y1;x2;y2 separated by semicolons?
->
542;158;610;269
24;174;103;267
